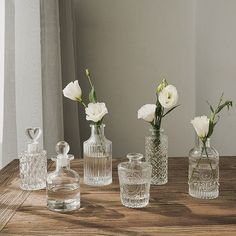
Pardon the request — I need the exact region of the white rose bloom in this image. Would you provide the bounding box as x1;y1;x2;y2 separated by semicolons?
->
191;116;209;138
158;85;178;109
63;80;82;101
85;102;108;123
137;104;157;123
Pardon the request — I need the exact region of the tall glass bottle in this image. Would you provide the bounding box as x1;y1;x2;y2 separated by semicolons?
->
188;138;219;199
83;124;112;186
47;141;80;212
19;128;47;190
145;128;168;185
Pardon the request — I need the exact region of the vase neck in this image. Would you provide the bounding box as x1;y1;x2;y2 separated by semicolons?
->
56;158;70;171
198;138;211;148
150;128;164;136
90;124;105;137
127;153;143;163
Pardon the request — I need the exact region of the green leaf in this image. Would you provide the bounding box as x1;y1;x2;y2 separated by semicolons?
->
162;105;180;117
207;120;216;138
89;86;97;103
216;100;233;114
207;101;214;113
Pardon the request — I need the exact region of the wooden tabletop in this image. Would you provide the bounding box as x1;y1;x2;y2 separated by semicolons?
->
0;157;235;236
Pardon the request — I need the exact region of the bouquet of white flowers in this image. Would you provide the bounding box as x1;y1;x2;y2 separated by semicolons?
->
138;79;179;131
137;78;179;185
63;69;108;125
190;94;233;182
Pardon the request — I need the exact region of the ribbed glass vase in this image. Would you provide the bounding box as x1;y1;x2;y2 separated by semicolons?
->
83;124;112;186
188;138;219;199
145;128;168;185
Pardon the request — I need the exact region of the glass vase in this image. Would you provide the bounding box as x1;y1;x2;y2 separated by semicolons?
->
19;127;47;190
47;141;80;212
188;138;219;199
83;124;112;186
19;150;47;190
145;128;168;185
118;153;152;208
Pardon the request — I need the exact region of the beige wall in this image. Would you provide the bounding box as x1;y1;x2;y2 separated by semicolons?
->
196;0;236;155
72;0;196;157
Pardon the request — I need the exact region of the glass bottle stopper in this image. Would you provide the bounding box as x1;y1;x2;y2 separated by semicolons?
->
55;141;73;166
26;127;42;153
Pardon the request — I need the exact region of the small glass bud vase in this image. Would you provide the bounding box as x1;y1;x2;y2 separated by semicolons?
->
118;153;152;208
46;141;80;212
19;128;47;190
145;128;168;185
188;138;219;199
83;124;112;186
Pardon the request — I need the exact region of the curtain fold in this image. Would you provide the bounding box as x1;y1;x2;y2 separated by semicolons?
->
1;0;64;168
59;0;81;157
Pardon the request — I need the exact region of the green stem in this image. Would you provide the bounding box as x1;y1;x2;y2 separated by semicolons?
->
189;145;204;182
203;143;215;177
96;125;106;155
81;101;87;108
86;74;93;89
189;141;215;182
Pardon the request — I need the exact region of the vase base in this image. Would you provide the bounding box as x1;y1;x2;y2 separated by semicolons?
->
151;178;168;185
20;183;46;191
189;188;219;199
84;177;112;186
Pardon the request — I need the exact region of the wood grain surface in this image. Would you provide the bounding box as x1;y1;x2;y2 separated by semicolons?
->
0;157;235;235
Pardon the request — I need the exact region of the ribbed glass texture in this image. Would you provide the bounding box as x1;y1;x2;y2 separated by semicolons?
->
83;124;112;186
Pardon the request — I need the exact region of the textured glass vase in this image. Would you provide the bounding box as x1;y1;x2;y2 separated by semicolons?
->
19;128;47;190
188;138;219;199
47;141;80;212
118;153;152;208
145;128;168;185
83;124;112;186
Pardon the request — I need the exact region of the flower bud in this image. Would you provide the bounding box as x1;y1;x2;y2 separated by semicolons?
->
157;79;168;93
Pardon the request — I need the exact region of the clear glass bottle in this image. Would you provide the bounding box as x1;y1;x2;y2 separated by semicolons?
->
19;128;47;190
46;141;80;212
188;138;219;199
83;124;112;186
118;153;152;208
145;128;168;185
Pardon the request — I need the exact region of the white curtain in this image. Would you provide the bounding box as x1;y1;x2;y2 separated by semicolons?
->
1;0;64;168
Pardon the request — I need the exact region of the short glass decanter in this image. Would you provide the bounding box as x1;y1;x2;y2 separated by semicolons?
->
118;153;152;208
19;128;47;190
188;138;219;199
145;128;168;185
83;124;112;186
46;141;80;212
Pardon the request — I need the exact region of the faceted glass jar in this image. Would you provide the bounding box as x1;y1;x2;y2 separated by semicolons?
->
145;128;168;185
118;153;152;208
47;146;80;212
188;138;219;199
19;150;47;190
83;124;112;186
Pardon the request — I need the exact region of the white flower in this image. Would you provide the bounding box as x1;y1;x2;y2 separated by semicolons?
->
158;85;178;109
137;104;157;123
63;80;82;101
85;102;108;123
191;116;210;138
